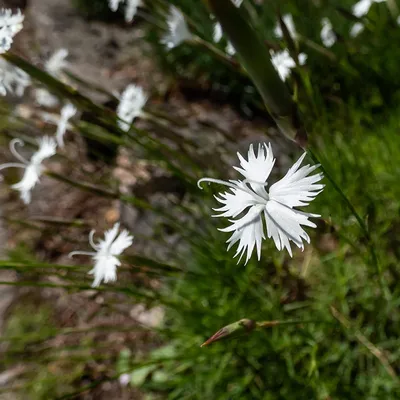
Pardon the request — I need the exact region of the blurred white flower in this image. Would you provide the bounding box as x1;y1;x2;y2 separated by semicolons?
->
55;103;77;148
119;373;130;386
108;0;142;22
198;143;324;263
232;0;244;7
0;9;24;54
34;88;59;108
270;49;307;81
352;0;386;18
320;18;336;47
161;6;193;49
226;41;236;56
0;136;57;204
350;22;365;37
274;14;297;39
69;223;134;287
45;48;68;77
109;0;121;12
117;84;147;132
0;58;30;97
213;22;223;43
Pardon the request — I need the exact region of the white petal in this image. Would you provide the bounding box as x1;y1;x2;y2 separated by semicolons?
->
350;22;364;37
56;103;77;147
213;22;223;42
269;152;324;208
161;6;193;49
97;223;121;253
234;143;275;196
0;57;30;96
321;18;336;48
213;180;257;218
31;136;57;165
108;0;121;12
45;48;68;77
220;205;265;264
34;88;59;108
0;9;24;54
270;49;296;81
264;200;317;256
231;0;243;7
109;229;134;256
352;0;373;17
274;14;297;39
117;84;147;131
90;255;120;287
125;0;142;22
11;164;39;204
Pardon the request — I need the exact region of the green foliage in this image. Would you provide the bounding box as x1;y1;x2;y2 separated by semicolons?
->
2;0;400;398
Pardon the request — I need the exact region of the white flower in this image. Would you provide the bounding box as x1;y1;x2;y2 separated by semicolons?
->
108;0;142;22
270;49;307;81
45;48;68;77
161;6;193;49
0;58;31;97
198;143;324;263
55;103;77;147
109;0;121;12
232;0;244;7
69;223;134;287
0;137;57;204
226;41;236;56
34;88;59;108
0;9;24;54
350;22;365;37
274;14;297;40
117;84;147;132
125;0;142;22
321;18;336;47
213;22;223;43
352;0;386;18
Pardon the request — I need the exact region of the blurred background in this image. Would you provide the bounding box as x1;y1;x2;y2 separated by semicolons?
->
1;0;400;399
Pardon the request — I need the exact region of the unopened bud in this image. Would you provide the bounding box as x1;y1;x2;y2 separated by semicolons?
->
201;318;256;347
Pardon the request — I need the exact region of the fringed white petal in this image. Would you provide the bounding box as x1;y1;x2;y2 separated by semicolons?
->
234;143;274;196
269;152;324;208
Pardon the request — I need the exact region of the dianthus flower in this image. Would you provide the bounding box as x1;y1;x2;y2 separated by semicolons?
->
117;84;147;132
161;6;193;49
270;49;307;81
198;143;324;263
56;103;77;147
0;137;57;204
0;9;24;54
0;58;30;96
69;223;134;287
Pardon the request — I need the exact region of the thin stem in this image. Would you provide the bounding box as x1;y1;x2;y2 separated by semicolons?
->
9;138;29;164
88;230;99;250
68;251;96;258
0;162;26;171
